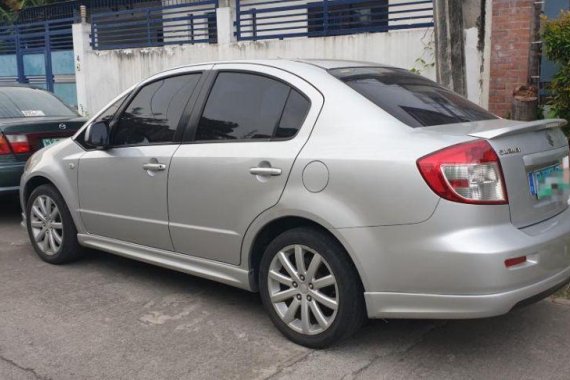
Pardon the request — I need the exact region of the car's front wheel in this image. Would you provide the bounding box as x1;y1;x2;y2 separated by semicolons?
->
26;184;84;264
259;227;366;348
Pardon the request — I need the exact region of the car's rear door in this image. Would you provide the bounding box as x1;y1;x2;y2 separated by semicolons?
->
168;64;324;265
77;69;207;250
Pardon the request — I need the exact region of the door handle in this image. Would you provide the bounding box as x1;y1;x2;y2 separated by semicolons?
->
249;167;282;176
143;163;167;171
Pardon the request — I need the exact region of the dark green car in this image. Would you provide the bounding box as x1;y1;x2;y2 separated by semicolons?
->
0;85;86;195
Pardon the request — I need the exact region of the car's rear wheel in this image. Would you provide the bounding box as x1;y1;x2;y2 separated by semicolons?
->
259;227;366;348
26;184;84;264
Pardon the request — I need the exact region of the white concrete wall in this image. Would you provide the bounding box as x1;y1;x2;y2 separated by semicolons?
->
74;24;436;116
465;26;483;105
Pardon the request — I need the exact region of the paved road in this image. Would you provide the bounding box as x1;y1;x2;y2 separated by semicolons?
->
1;197;570;380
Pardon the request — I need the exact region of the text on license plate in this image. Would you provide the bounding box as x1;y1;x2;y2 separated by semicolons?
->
528;163;570;199
42;138;63;147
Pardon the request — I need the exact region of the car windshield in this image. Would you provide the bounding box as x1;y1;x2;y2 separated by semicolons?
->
0;87;77;119
330;67;497;128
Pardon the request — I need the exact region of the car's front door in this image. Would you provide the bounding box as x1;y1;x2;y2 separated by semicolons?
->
77;71;204;250
168;64;324;265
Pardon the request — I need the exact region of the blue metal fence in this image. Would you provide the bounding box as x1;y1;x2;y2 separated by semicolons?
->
235;0;434;41
90;0;218;50
0;17;75;91
14;0;202;24
15;1;80;24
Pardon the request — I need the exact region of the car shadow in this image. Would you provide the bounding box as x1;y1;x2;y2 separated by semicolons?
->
79;247;565;358
79;248;263;306
6;195;567;362
0;195;21;215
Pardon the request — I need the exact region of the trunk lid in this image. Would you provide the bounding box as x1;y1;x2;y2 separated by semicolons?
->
0;116;86;161
426;119;569;228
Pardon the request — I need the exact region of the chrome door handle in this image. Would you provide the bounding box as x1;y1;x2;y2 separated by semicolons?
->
249;167;282;176
143;163;167;171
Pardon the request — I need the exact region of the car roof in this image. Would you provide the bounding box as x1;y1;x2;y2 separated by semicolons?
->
159;58;393;75
146;59;396;86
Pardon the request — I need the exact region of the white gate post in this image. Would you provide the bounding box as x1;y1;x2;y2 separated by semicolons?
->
216;1;236;45
72;7;92;117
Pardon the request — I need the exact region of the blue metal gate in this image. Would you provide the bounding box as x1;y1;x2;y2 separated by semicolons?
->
0;18;77;107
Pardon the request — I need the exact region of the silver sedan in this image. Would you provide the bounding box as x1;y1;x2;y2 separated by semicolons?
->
20;60;570;347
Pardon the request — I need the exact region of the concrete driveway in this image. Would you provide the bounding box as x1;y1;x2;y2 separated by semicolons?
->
1;197;570;380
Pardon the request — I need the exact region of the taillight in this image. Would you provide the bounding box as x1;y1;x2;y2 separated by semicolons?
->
0;133;12;155
5;134;31;154
417;140;508;205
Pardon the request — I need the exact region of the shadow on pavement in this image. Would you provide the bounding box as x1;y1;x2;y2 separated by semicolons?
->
2;191;568;380
0;195;21;221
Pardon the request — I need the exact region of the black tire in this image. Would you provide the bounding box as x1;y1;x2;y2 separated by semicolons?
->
26;184;84;264
259;227;366;348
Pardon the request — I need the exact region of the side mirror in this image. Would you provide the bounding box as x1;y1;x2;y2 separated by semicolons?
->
85;121;110;149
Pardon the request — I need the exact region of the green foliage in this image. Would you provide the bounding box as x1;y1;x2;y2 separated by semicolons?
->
0;4;14;23
1;0;59;24
543;11;570;125
410;28;435;75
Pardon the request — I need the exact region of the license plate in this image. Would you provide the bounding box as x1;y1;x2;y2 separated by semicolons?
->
42;138;63;147
528;163;570;199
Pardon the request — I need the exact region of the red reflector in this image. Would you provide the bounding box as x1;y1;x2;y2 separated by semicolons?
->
6;134;30;154
0;134;12;155
505;256;527;268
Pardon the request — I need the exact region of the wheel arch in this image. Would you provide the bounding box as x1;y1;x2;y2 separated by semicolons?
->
22;173;85;234
245;214;366;293
22;175;59;209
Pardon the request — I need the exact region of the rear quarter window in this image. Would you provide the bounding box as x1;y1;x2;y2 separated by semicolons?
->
330;67;497;128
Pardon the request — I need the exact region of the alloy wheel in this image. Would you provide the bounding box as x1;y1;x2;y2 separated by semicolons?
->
267;244;339;335
30;195;64;256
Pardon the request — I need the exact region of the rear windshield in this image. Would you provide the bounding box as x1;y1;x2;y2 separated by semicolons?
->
0;87;77;119
330;67;497;128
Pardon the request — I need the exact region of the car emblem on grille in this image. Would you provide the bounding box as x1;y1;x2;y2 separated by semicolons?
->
546;131;555;147
58;123;67;130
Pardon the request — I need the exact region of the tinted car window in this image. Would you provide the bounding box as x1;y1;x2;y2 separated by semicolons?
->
75;94;128;149
0;87;77;119
330;67;497;128
275;89;310;139
113;74;200;147
196;72;291;141
95;94;128;124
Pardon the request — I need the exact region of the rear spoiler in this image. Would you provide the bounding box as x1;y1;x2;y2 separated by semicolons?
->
469;119;568;139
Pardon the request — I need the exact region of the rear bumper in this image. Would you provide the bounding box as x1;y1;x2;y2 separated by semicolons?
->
0;162;25;194
364;267;570;319
335;199;570;320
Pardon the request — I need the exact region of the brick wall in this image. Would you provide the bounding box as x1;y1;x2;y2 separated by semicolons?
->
489;0;534;117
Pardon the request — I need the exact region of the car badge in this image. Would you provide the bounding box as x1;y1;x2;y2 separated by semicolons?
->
58;123;67;130
498;147;521;156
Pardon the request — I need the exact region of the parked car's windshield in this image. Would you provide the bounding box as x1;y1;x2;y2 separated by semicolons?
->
0;87;77;119
330;67;497;128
